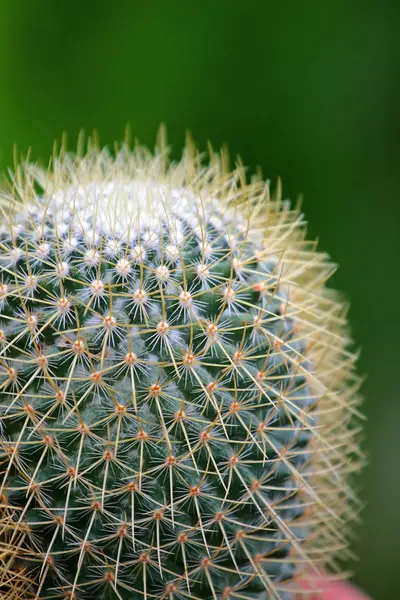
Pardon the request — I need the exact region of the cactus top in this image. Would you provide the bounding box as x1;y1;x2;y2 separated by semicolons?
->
10;178;249;247
0;135;363;600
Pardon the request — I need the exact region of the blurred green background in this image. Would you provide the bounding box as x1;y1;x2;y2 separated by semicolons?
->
0;1;398;597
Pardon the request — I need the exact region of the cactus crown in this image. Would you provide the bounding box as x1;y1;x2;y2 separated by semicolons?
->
0;131;362;599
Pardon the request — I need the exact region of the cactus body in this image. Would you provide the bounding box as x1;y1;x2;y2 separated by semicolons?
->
0;135;362;599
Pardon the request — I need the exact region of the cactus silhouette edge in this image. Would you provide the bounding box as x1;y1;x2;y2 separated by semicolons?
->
0;129;363;599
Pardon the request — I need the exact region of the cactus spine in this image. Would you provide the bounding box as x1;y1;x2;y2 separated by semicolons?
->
0;132;363;599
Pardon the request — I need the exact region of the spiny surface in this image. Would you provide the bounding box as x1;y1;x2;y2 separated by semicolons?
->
0;139;363;599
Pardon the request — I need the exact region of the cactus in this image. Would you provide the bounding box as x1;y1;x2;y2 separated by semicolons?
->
0;131;363;600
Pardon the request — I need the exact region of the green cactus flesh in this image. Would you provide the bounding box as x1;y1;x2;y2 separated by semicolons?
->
0;140;362;599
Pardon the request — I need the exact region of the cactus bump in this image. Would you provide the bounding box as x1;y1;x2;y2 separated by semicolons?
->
0;131;363;599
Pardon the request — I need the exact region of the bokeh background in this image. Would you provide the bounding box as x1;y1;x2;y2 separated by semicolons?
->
0;1;398;598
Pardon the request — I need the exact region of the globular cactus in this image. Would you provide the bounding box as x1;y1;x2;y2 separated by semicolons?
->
0;131;363;600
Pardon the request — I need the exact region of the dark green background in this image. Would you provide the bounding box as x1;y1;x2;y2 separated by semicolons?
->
0;1;398;598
